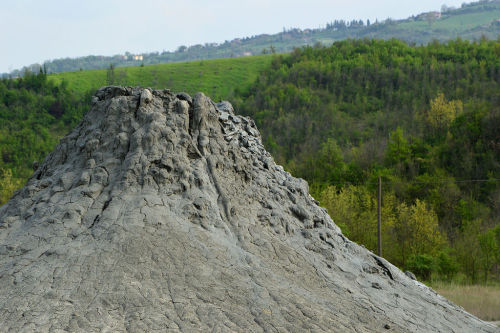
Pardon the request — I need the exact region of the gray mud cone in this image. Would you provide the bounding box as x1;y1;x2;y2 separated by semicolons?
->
0;86;497;332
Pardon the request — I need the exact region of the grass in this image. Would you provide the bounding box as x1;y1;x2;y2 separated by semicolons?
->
49;55;274;101
397;10;500;32
436;11;500;30
429;281;500;322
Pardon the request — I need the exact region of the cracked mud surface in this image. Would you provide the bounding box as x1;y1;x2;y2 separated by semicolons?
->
0;86;497;332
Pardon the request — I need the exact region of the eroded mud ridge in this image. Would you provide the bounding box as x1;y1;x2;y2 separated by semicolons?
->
0;87;497;332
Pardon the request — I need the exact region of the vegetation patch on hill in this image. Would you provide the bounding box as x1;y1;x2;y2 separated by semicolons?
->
235;38;500;283
49;55;273;102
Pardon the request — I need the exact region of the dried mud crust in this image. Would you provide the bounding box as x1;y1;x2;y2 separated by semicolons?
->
0;86;497;332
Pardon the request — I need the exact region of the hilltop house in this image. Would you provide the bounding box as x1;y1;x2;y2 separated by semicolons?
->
417;11;442;20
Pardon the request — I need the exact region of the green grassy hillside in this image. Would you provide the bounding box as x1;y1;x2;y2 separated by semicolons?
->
363;2;500;43
50;55;273;101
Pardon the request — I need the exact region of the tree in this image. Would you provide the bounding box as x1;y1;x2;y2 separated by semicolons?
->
0;169;22;206
311;138;346;184
436;251;458;281
407;254;435;280
385;127;411;174
478;229;497;283
455;219;481;283
320;185;377;249
393;199;445;266
106;63;115;85
425;93;463;132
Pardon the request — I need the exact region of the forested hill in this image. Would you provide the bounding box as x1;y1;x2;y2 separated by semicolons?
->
4;0;500;77
235;38;500;283
1;38;499;283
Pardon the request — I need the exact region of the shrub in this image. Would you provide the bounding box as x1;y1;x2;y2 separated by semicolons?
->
407;254;436;280
437;251;458;281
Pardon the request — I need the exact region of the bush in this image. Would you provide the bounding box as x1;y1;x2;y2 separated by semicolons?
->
437;251;458;281
407;254;436;280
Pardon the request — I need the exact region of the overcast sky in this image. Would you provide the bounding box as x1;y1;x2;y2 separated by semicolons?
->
0;0;467;73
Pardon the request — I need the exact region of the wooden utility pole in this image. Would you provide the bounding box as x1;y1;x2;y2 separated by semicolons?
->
377;176;382;257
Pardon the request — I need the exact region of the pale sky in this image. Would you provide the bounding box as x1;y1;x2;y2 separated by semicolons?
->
0;0;467;73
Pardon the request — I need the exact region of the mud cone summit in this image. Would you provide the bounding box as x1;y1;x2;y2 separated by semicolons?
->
0;86;496;332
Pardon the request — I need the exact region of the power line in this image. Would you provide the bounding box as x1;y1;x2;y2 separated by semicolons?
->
325;178;500;186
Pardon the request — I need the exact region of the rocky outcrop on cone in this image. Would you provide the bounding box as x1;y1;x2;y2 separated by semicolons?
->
0;86;496;332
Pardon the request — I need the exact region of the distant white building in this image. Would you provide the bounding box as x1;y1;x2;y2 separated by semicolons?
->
431;11;442;19
417;11;442;20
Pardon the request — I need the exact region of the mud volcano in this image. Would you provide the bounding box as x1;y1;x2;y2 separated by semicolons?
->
0;87;496;332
